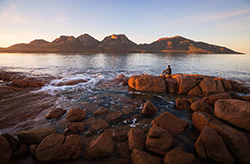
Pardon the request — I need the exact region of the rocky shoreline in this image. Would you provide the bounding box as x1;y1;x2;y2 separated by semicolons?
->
0;71;250;163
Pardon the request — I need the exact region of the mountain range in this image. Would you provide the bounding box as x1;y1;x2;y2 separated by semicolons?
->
0;34;241;54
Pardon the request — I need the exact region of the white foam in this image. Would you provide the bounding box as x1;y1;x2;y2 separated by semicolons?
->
34;73;105;95
129;118;140;127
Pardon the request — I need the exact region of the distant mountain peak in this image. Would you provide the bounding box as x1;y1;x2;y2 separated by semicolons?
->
29;39;49;46
77;33;100;47
156;35;188;42
99;34;137;50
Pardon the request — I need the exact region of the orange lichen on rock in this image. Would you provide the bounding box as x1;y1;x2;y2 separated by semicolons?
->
111;34;117;39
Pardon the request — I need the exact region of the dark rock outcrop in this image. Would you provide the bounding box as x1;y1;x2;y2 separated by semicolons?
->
64;122;85;135
199;78;225;96
165;77;177;93
29;144;37;156
17;127;56;144
0;136;12;164
89;119;109;133
214;99;250;131
187;85;204;97
1;133;20;150
163;147;195;164
177;76;197;95
92;106;110;116
65;108;86;122
141;100;158;116
105;111;123;124
175;98;193;109
45;108;66;119
192;111;212;132
192;112;250;164
195;126;235;164
190;99;214;114
55;79;87;86
127;128;145;150
151;112;188;136
209;118;250;164
131;149;161;164
206;92;232;105
12;78;44;87
84;133;115;159
36;133;82;162
11;144;28;158
145;125;173;155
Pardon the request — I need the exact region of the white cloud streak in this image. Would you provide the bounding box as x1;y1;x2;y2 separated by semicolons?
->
0;2;26;25
152;8;250;30
52;12;69;28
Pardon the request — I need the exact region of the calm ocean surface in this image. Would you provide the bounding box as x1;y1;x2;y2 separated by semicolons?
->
0;53;250;82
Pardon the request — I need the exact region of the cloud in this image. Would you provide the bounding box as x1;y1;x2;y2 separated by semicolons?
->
216;15;250;32
52;12;69;28
195;9;250;25
0;2;26;25
151;8;250;30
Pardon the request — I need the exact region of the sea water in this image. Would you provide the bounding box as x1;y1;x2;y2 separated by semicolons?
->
1;53;250;82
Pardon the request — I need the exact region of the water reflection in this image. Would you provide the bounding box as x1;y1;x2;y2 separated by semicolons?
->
0;53;249;82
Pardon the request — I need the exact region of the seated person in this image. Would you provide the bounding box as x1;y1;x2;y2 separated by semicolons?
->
162;65;172;75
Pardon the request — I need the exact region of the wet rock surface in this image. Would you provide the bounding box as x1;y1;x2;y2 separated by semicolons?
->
17;127;56;145
131;149;161;164
64;122;85;135
11;144;28;158
36;133;82;162
1;71;250;164
163;147;195;164
84;133;115;159
55;79;87;86
0;92;57;130
45;107;66;119
65;108;86;122
92;106;110;116
89;119;109;133
105;111;123;124
1;133;20;150
0;136;12;164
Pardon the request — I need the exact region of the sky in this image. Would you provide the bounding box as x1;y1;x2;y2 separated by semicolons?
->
0;0;250;53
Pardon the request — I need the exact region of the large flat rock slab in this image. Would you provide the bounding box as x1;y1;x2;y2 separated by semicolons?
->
128;75;166;93
214;99;250;131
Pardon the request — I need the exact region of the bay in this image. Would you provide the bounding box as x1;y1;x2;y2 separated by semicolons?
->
1;53;250;83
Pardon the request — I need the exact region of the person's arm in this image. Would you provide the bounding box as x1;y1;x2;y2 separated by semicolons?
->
162;69;167;74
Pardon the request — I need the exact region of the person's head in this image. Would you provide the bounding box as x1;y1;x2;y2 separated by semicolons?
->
167;65;170;68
